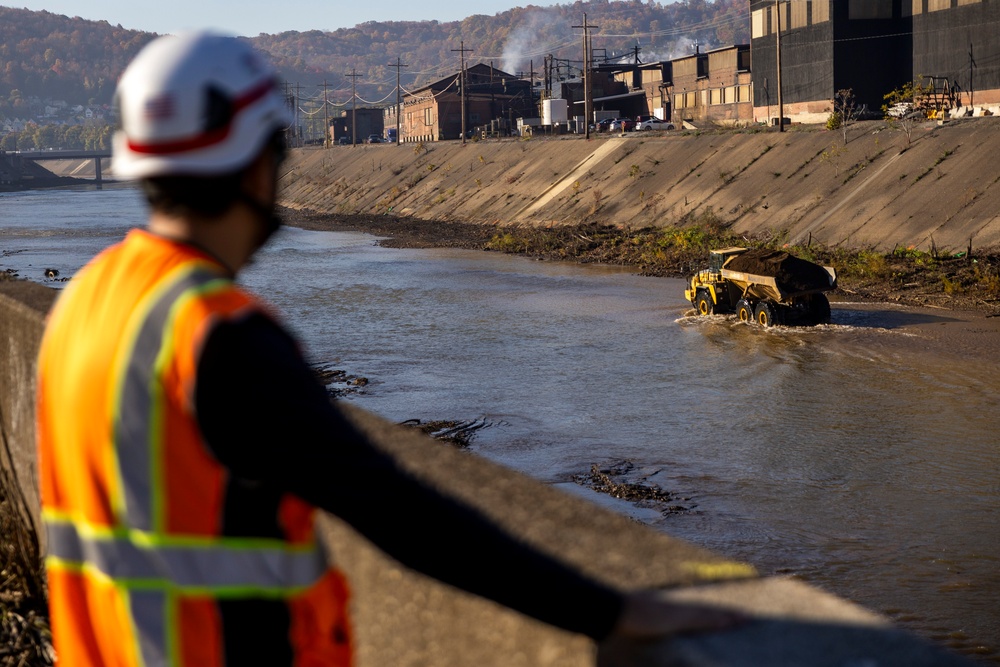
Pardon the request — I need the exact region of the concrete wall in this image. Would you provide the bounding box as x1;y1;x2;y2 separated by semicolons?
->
0;281;56;547
0;281;972;666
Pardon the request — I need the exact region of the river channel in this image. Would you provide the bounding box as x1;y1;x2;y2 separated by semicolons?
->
2;186;998;663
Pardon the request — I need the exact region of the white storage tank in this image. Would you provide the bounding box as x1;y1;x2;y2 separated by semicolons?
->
542;99;568;125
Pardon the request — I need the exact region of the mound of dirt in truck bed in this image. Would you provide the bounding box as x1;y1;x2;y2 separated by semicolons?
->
725;249;833;294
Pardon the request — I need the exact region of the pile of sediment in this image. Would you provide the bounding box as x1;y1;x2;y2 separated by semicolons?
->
724;249;833;294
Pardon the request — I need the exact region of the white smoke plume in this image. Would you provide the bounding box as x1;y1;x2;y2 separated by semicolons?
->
501;11;560;76
641;36;702;63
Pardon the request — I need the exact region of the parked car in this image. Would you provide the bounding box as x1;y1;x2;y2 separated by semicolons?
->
610;118;636;132
337;136;350;145
595;118;618;132
635;115;656;124
635;118;676;131
367;134;383;144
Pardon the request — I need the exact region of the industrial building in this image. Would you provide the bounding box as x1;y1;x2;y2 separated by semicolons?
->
391;64;535;142
750;0;1000;124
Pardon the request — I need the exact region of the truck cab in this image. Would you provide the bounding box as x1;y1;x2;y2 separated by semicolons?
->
684;247;747;314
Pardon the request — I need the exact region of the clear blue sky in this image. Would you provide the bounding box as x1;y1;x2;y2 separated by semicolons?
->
8;0;561;36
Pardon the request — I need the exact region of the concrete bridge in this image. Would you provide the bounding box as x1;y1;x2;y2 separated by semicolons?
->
0;149;111;187
0;279;976;667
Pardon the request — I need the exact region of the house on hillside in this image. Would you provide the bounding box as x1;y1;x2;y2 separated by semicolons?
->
397;63;535;142
749;0;1000;124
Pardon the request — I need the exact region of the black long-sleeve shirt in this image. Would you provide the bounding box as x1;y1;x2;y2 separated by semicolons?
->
195;311;624;640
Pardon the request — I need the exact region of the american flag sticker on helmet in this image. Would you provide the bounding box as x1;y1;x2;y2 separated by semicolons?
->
144;94;175;119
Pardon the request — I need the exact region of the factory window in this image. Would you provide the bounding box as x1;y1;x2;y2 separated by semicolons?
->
751;8;765;38
811;0;830;23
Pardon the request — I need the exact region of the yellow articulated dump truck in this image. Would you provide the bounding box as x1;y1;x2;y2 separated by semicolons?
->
684;247;837;327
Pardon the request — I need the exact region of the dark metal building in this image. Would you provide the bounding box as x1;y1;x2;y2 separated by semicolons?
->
750;0;1000;123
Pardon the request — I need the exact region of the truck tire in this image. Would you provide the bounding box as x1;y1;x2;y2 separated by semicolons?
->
807;293;832;325
736;299;754;323
754;301;778;327
695;291;714;316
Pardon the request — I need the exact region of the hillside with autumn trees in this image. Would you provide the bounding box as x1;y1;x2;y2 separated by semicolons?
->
254;0;750;103
1;0;748;147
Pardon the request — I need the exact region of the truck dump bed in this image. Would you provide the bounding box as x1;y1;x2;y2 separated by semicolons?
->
721;249;836;303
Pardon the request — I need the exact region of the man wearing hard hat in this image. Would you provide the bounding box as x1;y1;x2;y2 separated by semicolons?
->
36;32;739;666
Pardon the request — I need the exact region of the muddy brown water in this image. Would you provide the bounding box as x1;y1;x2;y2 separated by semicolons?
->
3;187;999;663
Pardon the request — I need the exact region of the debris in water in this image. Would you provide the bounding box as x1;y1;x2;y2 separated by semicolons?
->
398;418;493;448
313;366;370;398
576;460;691;515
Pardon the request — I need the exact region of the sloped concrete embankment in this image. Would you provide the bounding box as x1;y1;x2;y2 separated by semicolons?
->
279;119;1000;253
0;282;972;666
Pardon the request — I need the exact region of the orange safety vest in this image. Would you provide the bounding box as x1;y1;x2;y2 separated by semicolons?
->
37;229;353;667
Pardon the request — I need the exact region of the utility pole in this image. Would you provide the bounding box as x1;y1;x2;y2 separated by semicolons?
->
346;69;362;146
388;57;408;145
452;40;473;144
322;80;330;147
573;14;598;139
775;0;784;132
294;82;303;146
969;42;977;108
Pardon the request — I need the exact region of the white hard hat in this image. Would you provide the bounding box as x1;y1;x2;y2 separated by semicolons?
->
112;31;292;179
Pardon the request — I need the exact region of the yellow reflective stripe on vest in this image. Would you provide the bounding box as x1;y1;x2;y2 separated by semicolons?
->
111;264;226;533
45;516;327;593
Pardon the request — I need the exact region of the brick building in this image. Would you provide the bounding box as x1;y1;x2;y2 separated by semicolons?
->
399;63;534;142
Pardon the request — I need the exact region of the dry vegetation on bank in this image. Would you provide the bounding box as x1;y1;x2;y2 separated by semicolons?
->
0;468;52;667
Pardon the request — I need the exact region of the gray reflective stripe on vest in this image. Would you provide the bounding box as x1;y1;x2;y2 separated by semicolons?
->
114;266;222;532
129;589;168;667
46;519;327;591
